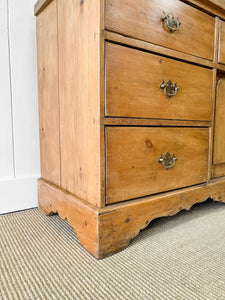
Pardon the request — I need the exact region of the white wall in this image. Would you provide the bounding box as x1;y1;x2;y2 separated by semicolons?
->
0;0;40;214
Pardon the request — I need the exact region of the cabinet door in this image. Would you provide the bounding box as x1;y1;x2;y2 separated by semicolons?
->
212;78;225;178
218;20;225;64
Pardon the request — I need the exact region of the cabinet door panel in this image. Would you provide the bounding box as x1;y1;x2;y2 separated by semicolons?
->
218;20;225;64
213;78;225;164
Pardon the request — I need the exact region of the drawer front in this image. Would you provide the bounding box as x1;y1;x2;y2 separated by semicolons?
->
218;20;225;64
105;0;215;60
106;43;213;121
106;127;209;204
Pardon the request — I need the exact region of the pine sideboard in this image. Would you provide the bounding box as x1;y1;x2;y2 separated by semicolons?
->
35;0;225;258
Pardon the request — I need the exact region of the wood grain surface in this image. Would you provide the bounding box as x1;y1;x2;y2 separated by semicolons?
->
99;177;225;258
104;118;211;127
106;43;213;121
106;127;209;204
207;69;217;183
207;0;225;10
104;31;215;69
105;0;215;60
212;163;225;178
35;0;225;259
38;178;225;259
34;0;225;18
218;20;225;64
184;0;225;19
213;78;225;165
36;0;61;186
34;0;53;16
57;0;102;206
38;179;100;258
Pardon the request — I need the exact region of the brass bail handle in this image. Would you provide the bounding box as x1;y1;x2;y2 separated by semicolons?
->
160;79;179;99
158;152;177;170
162;12;181;33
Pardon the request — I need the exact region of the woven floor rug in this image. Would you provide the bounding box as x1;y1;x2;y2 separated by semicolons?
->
1;199;225;300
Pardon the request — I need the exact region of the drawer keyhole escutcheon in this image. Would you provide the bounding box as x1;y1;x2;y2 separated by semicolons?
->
158;152;177;169
160;79;180;99
161;12;181;33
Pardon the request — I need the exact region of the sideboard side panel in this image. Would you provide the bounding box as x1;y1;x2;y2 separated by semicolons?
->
36;0;61;186
58;0;101;206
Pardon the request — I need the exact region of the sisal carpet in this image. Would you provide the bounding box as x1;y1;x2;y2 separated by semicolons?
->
1;199;225;299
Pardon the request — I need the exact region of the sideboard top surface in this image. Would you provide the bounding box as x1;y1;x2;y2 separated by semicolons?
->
34;0;225;17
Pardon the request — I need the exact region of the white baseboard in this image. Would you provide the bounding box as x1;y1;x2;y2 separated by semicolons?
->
0;177;38;214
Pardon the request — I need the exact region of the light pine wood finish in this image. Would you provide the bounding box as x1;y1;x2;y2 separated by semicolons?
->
34;0;53;16
206;0;225;10
34;0;225;20
212;163;225;178
36;0;60;186
185;0;225;19
105;0;215;60
39;178;225;258
104;118;211;127
35;0;225;258
213;78;225;164
99;177;225;258
100;0;107;204
215;64;225;71
211;74;225;179
106;43;213;121
104;30;225;73
214;17;220;63
207;69;217;183
104;31;215;69
38;179;99;257
106;127;209;204
218;20;225;64
57;0;102;206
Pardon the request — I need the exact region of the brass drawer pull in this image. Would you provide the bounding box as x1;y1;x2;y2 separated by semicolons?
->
160;79;179;99
158;152;177;169
162;12;181;33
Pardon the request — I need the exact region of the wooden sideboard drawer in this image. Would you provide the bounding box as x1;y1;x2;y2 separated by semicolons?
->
106;127;209;204
105;0;215;60
105;43;213;121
